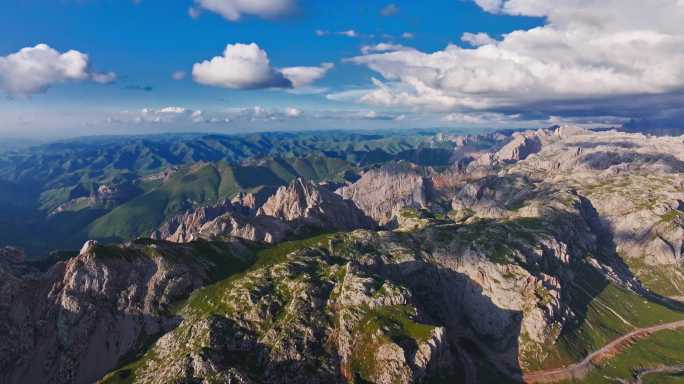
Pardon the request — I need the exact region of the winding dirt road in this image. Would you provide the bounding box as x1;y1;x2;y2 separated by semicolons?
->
521;319;684;383
633;364;684;384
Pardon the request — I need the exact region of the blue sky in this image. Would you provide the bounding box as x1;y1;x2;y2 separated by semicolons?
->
1;0;683;138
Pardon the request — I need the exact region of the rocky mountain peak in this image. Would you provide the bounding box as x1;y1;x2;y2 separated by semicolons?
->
258;178;375;231
258;178;324;220
337;162;429;226
150;200;244;243
78;240;98;256
151;178;374;245
230;192;258;215
494;132;543;163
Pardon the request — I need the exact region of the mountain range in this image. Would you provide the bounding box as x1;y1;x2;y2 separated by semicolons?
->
2;126;684;383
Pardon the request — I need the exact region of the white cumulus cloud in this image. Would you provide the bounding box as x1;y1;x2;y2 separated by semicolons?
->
461;32;496;47
159;106;188;114
192;43;291;89
280;62;333;88
473;0;503;13
193;43;331;90
285;107;303;117
91;71;117;84
192;0;296;21
344;0;684;114
0;44;100;97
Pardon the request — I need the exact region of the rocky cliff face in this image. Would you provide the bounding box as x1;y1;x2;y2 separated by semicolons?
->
493;131;544;163
98;187;625;383
102;232;459;384
337;162;429;226
153;179;375;245
0;239;252;384
258;178;375;231
152;201;239;242
498;126;684;299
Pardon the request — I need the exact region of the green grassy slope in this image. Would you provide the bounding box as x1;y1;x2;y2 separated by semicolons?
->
525;262;684;371
87;157;355;243
578;329;684;383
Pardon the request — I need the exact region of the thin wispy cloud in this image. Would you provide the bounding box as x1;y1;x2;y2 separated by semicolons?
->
171;71;186;81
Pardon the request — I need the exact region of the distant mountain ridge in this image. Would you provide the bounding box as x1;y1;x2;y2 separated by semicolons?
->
0;130;462;257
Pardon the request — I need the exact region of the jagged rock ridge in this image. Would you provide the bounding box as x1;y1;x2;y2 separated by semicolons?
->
152;178;375;244
0;239;252;384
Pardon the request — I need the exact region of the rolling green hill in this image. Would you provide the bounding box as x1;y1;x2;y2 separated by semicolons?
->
0;130;468;256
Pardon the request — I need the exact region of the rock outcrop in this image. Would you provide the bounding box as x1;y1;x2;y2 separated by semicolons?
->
258;178;374;231
50;182;139;216
337;162;429;226
494;132;543;163
0;239;252;384
500;126;684;298
150;193;268;243
153;179;375;244
103;232;458;384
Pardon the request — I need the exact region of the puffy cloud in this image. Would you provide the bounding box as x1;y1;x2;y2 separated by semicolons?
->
118;107;226;125
193;43;291;89
235;105;307;120
473;0;503;13
362;110;393;120
285;107;303;117
159;106;188;114
344;0;684;116
461;32;496;47
380;4;399;16
193;43;331;90
115;105;308;126
302;108;405;121
171;71;186;80
90;71;116;84
191;0;296;21
280;62;333;88
350;110;404;121
126;107;200;124
0;44;94;97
